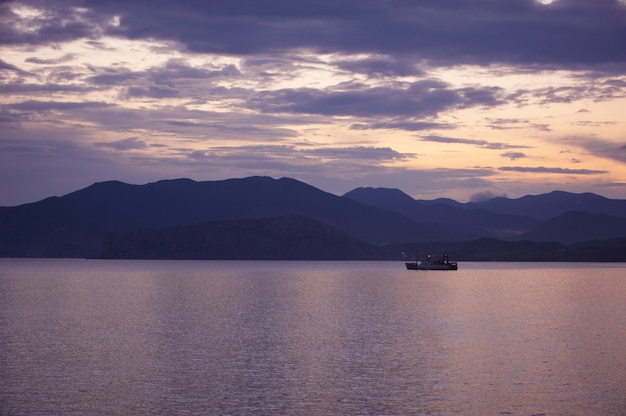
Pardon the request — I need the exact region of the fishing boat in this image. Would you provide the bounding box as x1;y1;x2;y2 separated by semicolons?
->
405;253;458;270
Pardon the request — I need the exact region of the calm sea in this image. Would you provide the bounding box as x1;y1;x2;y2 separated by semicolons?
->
1;259;624;415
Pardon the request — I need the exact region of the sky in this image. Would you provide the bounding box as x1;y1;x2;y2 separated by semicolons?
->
1;0;625;206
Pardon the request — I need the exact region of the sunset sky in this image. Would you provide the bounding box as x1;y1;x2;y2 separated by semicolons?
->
1;0;625;206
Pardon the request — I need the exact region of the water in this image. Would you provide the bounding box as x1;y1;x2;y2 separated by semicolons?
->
1;259;625;415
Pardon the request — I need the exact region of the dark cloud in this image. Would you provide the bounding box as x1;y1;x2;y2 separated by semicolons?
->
508;79;626;107
190;144;413;166
499;166;607;175
572;139;626;164
0;111;23;125
1;0;625;206
87;60;240;87
94;137;148;151
4;0;625;68
7;95;301;142
308;146;415;161
25;54;75;65
501;151;527;161
156;111;302;141
248;81;503;118
485;118;551;132
8;100;110;114
571;121;617;127
185;144;330;174
174;144;424;189
0;59;26;73
152;60;241;82
618;144;626;162
87;70;141;86
124;86;180;99
335;56;425;78
557;136;626;164
351;120;455;131
0;82;98;95
421;135;531;150
0;2;106;45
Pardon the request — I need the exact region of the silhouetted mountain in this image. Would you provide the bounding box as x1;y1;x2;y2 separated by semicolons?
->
1;177;626;259
387;238;565;262
102;217;626;262
101;215;380;260
566;238;626;261
344;187;539;240
388;237;626;262
521;211;626;244
0;176;425;257
474;190;626;220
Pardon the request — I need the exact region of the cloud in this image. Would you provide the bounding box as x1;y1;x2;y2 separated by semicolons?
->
0;59;26;73
485;118;551;132
151;60;242;82
5;0;626;68
86;59;242;101
25;54;75;65
308;146;415;161
0;83;97;95
499;166;607;174
248;81;503;118
189;144;413;166
335;56;425;78
421;135;531;150
618;145;626;162
571;120;617;128
501;151;527;160
0;2;112;45
561;137;626;164
94;137;148;151
351;121;455;131
87;70;141;86
182;145;498;199
124;86;180;99
470;190;508;203
508;80;626;107
1;0;625;206
591;142;626;164
9;100;107;112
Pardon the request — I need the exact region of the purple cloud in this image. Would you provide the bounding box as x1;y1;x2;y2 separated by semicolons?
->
4;0;625;68
499;166;607;175
421;135;531;150
248;81;503;118
94;137;148;151
501;151;527;161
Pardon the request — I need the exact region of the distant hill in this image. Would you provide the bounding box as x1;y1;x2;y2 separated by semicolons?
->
387;237;626;262
566;238;626;261
102;219;626;261
344;187;626;244
101;216;380;260
521;211;626;244
0;176;424;257
344;187;539;240
473;190;626;220
1;176;625;259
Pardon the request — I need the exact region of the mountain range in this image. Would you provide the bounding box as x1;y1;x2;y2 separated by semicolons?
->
1;176;625;260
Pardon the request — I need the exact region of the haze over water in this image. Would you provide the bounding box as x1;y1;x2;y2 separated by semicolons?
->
1;259;625;415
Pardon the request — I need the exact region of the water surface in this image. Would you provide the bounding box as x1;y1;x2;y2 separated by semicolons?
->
1;259;625;415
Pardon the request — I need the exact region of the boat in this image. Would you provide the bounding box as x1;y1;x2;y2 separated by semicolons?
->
405;253;458;270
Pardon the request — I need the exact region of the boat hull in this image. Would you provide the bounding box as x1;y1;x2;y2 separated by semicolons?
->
405;262;458;270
